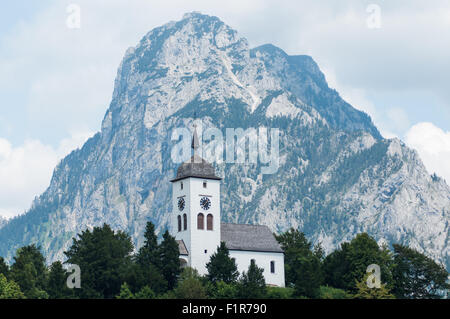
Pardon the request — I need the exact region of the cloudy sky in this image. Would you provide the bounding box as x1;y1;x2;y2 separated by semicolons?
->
1;0;449;219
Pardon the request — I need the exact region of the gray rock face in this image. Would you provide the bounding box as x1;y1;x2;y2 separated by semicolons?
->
0;12;448;269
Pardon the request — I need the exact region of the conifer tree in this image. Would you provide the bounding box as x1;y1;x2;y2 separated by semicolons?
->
10;245;48;299
47;261;73;299
159;230;181;290
206;242;239;284
353;273;395;299
116;283;134;299
238;260;266;299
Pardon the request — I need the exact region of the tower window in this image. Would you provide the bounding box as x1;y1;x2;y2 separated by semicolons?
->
203;181;207;188
197;213;204;230
180;182;183;190
207;214;213;230
177;215;182;232
270;261;275;273
183;214;187;231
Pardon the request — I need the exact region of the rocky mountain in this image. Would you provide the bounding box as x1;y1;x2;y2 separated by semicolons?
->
0;12;448;269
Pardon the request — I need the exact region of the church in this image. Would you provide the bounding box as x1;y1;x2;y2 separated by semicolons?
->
170;127;285;287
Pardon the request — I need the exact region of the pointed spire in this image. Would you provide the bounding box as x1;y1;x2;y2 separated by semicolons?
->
191;124;200;152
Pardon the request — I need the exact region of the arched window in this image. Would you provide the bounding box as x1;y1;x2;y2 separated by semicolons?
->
207;214;213;230
197;213;204;230
183;214;187;231
177;215;182;232
270;261;275;273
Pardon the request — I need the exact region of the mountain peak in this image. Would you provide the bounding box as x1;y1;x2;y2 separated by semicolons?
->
0;14;447;271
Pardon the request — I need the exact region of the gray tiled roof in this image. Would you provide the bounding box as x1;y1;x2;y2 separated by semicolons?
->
177;240;188;255
171;155;221;182
221;223;284;253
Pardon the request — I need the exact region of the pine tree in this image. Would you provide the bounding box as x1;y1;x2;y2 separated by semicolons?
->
238;260;266;299
206;242;239;284
47;261;73;299
10;245;48;299
159;230;181;290
128;221;167;294
116;283;134;299
353;273;395;299
136;222;159;267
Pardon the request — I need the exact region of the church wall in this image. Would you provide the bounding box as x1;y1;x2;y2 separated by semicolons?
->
188;177;221;275
229;250;285;287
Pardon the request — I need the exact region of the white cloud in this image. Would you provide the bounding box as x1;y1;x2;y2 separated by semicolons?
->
405;122;450;183
0;131;94;219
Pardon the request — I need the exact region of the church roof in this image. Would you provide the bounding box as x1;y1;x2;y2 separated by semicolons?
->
177;239;188;255
221;223;284;253
171;126;221;182
171;154;221;182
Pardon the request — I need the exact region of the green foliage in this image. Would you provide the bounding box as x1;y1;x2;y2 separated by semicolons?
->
135;285;156;299
123;262;167;295
319;286;351;299
0;274;25;299
47;261;73;299
116;283;134;299
174;267;207;299
266;286;294;299
64;224;134;299
136;222;159;268
392;244;449;299
3;224;447;300
206;242;239;284
237;260;266;299
275;228;323;298
211;281;238;299
127;222;167;294
353;273;395;299
10;245;48;299
0;257;9;277
323;233;394;293
159;230;181;290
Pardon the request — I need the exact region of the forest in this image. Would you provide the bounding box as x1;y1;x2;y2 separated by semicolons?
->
0;223;448;299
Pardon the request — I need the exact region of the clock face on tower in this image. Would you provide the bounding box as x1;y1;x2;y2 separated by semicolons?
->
200;197;211;210
177;197;185;211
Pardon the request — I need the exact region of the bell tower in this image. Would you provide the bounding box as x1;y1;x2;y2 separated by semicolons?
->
170;125;222;275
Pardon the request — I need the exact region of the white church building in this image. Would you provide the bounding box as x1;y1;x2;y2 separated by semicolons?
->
170;128;285;287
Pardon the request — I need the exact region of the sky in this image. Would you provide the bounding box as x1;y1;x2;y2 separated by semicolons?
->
0;0;449;219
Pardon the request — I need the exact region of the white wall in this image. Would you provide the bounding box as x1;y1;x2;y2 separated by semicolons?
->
172;177;221;276
229;250;285;287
